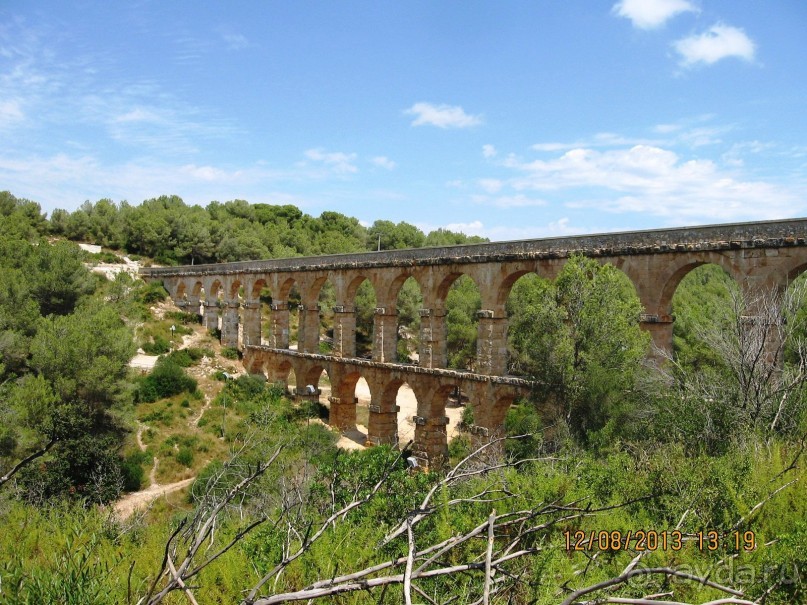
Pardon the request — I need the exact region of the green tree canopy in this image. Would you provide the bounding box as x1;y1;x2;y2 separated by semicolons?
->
507;256;649;439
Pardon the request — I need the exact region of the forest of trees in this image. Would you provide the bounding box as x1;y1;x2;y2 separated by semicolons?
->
0;190;805;604
44;194;487;264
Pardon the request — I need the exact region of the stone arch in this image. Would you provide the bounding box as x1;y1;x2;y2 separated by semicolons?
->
243;352;266;376
654;253;742;315
345;273;377;302
302;363;328;389
489;393;519;433
308;275;331;305
385;272;425;308
222;277;241;300
209;279;224;301
249;277;269;300
391;378;425;446
782;259;807;288
191;280;204;298
175;280;188;300
269;358;296;395
495;268;537;310
434;271;469;307
394;276;424;364
278;276;299;302
363;376;405;446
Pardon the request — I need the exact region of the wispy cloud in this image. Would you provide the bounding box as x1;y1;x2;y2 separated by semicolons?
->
405;102;482;129
0;99;24;128
371;156;396;170
501;144;800;221
418;218;584;242
222;32;249;51
304;148;358;174
482;144;497;158
471;193;548;208
532;119;731;153
613;0;697;29
674;24;756;67
0;150;311;211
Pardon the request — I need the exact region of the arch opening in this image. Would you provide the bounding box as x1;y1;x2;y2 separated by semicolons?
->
396;277;423;364
316;279;336;354
442;274;482;371
671;263;741;369
353;279;377;359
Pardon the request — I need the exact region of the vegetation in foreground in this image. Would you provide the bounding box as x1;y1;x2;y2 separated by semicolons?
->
0;191;805;603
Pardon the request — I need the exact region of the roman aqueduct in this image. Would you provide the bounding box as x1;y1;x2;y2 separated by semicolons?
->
141;218;807;463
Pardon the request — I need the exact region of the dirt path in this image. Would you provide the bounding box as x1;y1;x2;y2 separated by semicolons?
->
136;423;148;451
113;477;195;520
190;394;212;427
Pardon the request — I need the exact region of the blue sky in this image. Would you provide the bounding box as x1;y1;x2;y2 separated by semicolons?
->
1;1;806;240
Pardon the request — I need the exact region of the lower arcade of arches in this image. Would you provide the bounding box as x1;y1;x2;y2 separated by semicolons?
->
244;346;530;466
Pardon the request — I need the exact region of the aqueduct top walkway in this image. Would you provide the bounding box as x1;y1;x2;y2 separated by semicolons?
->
141;218;807;463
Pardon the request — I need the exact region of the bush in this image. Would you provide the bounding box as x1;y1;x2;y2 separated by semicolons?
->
166;310;202;324
460;405;475;428
139;282;168;304
136;358;197;403
176;446;194;468
448;434;472;461
165;349;194;367
142;335;171;355
121;451;151;491
504;402;543;460
221;346;240;359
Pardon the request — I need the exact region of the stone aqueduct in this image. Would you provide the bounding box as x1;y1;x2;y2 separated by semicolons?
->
141;218;807;463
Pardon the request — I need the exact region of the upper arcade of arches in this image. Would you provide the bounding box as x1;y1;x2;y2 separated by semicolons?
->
144;218;807;372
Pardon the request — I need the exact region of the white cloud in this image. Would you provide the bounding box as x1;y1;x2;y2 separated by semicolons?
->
477;178;503;194
222;33;249;51
304;148;358;174
405;102;482;129
533;133;661;152
613;0;696;29
653;123;680;134
444;220;485;235
471;193;547;208
0;150;316;212
532;142;580;152
482;144;497;158
503;144;800;221
0;99;24;127
417;218;584;242
674;24;756;67
114;107;163;123
371;156;396;170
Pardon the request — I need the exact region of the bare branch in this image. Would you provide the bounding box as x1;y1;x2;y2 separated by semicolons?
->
560;567;748;605
0;438;56;487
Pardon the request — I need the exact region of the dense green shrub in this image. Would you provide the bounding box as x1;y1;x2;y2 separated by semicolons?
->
135;358;197;403
504;402;543;460
221;346;240;359
121;450;151;491
176;446;194;467
141;335;170;355
166;310;202;324
138;282;168;304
